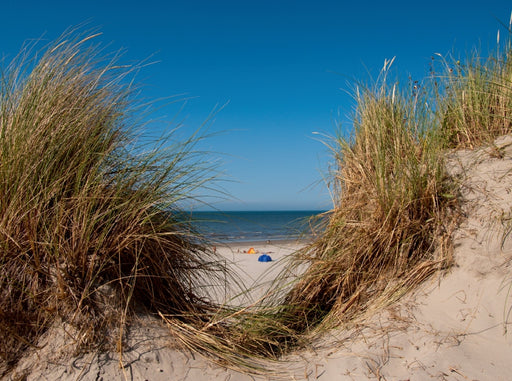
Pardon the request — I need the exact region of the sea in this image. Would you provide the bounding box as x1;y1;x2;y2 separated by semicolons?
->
186;210;326;243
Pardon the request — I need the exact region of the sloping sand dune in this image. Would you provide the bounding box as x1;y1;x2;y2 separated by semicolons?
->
285;136;512;380
7;137;512;380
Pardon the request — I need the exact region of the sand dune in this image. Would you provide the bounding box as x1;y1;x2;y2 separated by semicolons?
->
7;137;512;380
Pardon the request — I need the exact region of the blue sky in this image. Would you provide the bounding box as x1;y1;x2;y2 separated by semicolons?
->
1;1;511;210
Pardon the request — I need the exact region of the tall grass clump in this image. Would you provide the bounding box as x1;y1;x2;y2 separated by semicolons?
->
0;31;227;373
181;26;512;368
439;25;512;148
206;62;458;364
267;60;457;341
245;25;512;359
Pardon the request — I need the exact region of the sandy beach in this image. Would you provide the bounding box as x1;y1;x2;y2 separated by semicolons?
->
212;239;308;306
7;137;512;380
8;239;309;381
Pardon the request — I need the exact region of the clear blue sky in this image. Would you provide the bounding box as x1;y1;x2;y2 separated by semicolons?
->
1;1;510;210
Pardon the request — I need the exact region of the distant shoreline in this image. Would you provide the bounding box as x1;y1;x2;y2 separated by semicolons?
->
217;237;312;248
189;210;326;243
186;209;328;214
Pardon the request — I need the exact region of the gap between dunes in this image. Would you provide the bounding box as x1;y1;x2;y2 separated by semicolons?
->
8;135;512;380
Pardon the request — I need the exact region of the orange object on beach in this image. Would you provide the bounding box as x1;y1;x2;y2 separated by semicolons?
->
247;247;256;254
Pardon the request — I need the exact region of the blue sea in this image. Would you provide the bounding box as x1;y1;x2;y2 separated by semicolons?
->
186;210;326;243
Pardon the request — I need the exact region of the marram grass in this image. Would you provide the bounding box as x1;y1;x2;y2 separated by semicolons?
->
156;34;512;367
154;25;512;371
0;31;231;374
286;71;456;330
4;24;512;379
251;32;512;355
438;28;512;148
156;25;512;373
225;60;460;360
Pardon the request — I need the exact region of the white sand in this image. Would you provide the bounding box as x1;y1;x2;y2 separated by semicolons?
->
213;240;306;306
7;136;512;380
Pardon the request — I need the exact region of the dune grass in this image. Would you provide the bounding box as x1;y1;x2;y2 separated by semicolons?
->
237;61;458;352
0;31;230;374
217;38;512;359
279;72;454;333
4;24;512;379
157;31;512;370
438;31;512;148
243;30;512;357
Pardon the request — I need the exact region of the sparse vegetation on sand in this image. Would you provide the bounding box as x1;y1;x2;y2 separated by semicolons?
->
438;33;512;148
220;28;512;363
223;60;458;359
277;62;456;336
3;23;512;379
0;30;230;375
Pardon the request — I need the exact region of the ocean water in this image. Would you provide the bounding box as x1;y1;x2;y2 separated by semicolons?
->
187;210;326;242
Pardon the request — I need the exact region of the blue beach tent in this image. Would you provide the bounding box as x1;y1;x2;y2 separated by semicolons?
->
258;254;272;262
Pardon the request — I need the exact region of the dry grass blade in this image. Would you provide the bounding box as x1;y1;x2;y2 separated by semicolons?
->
159;311;285;377
285;71;455;332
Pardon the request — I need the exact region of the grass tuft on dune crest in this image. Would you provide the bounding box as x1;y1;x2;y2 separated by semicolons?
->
185;30;512;366
269;61;458;342
0;30;229;374
438;26;512;148
253;28;512;356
